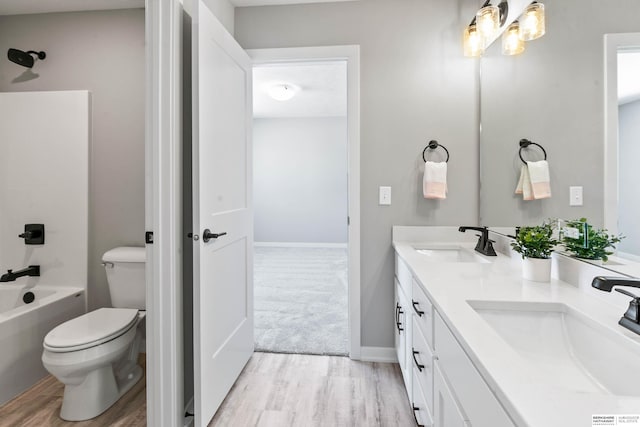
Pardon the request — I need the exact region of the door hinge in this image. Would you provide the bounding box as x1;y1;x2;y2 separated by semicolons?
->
347;216;350;226
145;231;154;244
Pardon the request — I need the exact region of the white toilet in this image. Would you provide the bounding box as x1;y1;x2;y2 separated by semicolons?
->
42;247;146;421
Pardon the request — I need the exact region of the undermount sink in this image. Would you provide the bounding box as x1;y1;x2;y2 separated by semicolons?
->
468;300;640;396
412;245;490;264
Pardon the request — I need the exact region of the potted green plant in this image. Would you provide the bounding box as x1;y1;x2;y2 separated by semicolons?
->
562;218;624;263
511;222;558;282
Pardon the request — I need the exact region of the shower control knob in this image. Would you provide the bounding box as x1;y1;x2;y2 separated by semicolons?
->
202;229;227;243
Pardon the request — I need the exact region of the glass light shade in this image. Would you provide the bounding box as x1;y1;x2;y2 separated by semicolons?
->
464;24;484;57
502;22;525;55
267;84;298;101
519;2;545;41
476;5;500;39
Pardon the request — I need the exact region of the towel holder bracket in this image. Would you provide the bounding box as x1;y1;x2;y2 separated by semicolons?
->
519;138;547;164
422;140;450;163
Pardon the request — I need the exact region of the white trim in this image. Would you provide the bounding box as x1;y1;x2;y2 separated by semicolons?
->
604;33;640;236
359;346;397;363
248;45;361;360
254;242;348;248
146;0;184;425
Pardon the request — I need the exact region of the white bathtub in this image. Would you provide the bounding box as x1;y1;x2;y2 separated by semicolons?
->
0;284;85;405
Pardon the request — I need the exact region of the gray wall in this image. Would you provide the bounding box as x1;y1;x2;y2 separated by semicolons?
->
0;10;146;310
254;117;348;244
618;100;640;255
236;0;480;348
479;1;640;227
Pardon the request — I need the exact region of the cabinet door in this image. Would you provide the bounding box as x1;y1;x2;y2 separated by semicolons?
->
434;363;468;427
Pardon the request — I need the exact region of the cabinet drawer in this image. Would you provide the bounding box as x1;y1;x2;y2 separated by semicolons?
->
412;279;434;350
412;367;434;427
435;313;514;427
395;253;412;297
412;317;434;415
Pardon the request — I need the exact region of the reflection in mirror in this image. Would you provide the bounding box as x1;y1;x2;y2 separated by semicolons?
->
480;1;640;275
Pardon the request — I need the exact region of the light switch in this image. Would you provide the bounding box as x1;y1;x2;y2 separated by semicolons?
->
379;186;391;205
569;186;583;206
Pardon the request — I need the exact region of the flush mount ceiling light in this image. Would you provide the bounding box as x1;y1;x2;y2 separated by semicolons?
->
519;1;545;41
502;21;526;55
267;83;299;101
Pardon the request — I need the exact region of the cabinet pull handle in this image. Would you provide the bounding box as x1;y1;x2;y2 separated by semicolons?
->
412;406;425;427
412;300;425;316
396;303;404;333
412;348;425;372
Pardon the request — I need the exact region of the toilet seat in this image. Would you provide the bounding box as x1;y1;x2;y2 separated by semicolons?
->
44;308;139;353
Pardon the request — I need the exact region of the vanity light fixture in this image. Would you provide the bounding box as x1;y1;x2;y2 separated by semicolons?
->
519;1;545;41
463;22;485;57
267;83;299;101
502;21;525;55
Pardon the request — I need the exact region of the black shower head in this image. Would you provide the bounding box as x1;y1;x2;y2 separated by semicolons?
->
7;48;46;68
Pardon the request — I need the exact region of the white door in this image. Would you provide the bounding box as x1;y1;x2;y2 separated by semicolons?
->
192;2;253;426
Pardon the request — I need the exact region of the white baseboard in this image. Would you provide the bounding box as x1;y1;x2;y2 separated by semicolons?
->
254;241;348;249
359;346;397;363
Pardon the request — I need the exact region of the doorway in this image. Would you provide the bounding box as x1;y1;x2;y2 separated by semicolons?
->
249;46;361;358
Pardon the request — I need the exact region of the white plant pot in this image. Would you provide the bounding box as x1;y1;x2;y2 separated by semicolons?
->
522;257;552;282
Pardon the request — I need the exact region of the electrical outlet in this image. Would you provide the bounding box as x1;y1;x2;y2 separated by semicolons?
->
569;186;583;206
379;186;391;205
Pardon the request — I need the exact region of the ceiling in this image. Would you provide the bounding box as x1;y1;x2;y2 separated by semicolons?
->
618;51;640;105
0;0;356;15
0;0;144;15
253;61;347;118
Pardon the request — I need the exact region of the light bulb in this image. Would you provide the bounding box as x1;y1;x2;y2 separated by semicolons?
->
502;22;525;55
476;5;500;40
464;24;484;57
519;2;545;41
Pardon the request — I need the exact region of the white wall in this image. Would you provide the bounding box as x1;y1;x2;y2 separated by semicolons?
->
254;117;348;244
236;0;479;348
0;10;146;310
618;100;640;255
0;91;88;289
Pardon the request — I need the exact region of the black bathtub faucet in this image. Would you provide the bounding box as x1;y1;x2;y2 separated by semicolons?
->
0;265;40;282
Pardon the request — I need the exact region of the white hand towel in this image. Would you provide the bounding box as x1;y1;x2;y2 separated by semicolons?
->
527;160;551;199
515;165;534;200
423;161;447;199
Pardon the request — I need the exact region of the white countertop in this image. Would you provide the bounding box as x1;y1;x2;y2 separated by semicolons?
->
393;237;640;427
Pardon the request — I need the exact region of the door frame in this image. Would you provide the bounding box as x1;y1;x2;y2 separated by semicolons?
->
248;45;361;359
145;0;185;425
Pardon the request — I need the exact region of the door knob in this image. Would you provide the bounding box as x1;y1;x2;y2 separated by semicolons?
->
202;229;227;242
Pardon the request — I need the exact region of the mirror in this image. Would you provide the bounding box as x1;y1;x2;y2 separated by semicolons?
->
479;0;640;274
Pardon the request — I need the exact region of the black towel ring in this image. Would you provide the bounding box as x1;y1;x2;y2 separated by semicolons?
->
422;140;450;163
518;139;547;164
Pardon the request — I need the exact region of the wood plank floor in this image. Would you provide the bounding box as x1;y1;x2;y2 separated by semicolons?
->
0;356;146;427
209;352;415;427
0;353;413;427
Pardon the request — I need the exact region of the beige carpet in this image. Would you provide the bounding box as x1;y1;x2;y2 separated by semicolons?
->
253;246;348;356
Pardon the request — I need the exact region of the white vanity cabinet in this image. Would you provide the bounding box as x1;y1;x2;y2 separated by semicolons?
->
394;251;514;427
394;255;413;398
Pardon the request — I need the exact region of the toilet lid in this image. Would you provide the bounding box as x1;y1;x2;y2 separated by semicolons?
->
44;308;139;352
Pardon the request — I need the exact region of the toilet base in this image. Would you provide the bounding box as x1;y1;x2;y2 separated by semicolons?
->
60;363;142;421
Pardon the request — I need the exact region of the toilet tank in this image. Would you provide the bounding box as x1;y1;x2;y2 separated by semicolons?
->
102;247;146;309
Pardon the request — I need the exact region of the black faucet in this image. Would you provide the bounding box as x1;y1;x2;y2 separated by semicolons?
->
458;226;497;256
0;265;40;282
592;276;640;335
